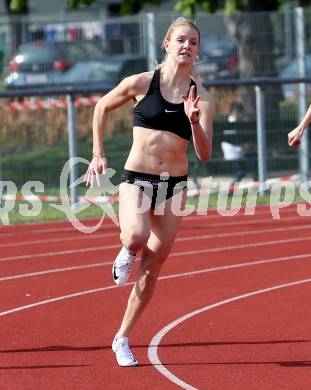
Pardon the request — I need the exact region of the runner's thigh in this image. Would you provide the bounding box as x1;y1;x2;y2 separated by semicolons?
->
118;182;151;241
147;189;187;256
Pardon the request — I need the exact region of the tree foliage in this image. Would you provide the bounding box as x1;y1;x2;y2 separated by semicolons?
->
67;0;96;8
8;0;94;13
8;0;311;15
9;0;27;12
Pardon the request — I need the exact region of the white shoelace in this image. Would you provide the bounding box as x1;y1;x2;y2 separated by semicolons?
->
119;261;134;275
118;250;136;268
116;341;136;362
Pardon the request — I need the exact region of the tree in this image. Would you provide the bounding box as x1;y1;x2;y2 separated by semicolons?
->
5;1;29;58
7;0;161;15
9;0;311;16
7;0;27;13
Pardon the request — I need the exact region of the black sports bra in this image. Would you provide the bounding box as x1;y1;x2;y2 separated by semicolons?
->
133;68;196;141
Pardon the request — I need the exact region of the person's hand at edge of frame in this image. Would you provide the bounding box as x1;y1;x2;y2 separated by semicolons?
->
84;154;108;188
288;125;305;148
182;85;200;123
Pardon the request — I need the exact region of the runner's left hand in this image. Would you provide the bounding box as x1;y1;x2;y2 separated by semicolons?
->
182;85;200;123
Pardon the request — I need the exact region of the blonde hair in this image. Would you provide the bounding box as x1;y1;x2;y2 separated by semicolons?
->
158;17;201;79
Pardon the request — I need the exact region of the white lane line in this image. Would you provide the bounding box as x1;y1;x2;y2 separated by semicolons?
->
0;262;108;282
1;251;311;283
148;278;311;390
0;205;302;238
177;223;311;242
0;219;310;250
170;235;311;258
0;231;118;249
1;253;311;316
0;225;107;237
0;284;120;317
192;205;301;220
184;215;310;229
0;244;120;263
1;222;311;264
0;222;118;237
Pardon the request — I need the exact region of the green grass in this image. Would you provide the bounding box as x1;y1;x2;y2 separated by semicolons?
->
2;201;109;225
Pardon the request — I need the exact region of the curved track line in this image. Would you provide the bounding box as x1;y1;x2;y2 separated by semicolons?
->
187;215;310;229
176;223;311;242
1;254;311;316
2;227;311;264
170;235;311;258
0;262;108;281
0;284;119;317
1;251;311;283
0;205;302;238
148;278;311;390
0;221;310;250
0;243;120;263
0;226;96;237
0;232;117;249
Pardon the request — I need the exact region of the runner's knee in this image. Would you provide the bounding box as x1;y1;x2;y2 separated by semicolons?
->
121;230;149;252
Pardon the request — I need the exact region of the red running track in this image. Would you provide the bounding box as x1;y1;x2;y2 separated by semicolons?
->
1;204;311;390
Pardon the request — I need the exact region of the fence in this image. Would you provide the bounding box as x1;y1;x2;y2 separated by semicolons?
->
0;77;308;203
1;7;311;74
202;78;307;194
0;8;311;202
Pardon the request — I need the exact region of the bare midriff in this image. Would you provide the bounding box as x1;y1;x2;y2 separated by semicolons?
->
124;126;189;176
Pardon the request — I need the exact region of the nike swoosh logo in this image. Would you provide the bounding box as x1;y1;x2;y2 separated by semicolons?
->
113;264;119;280
165;109;178;113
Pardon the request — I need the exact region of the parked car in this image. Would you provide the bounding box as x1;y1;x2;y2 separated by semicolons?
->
4;40;106;89
55;54;147;87
196;36;239;80
279;54;311;99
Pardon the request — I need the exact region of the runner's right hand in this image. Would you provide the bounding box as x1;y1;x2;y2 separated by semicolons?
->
84;155;108;188
288;125;304;148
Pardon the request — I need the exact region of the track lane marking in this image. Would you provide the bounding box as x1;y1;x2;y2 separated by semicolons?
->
0;231;117;249
1;235;310;264
148;278;311;390
1;223;311;263
1;252;311;283
0;204;304;238
0;220;310;249
1;253;311;316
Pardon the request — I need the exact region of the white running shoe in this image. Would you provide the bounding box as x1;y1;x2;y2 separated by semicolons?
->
112;246;136;285
112;335;139;367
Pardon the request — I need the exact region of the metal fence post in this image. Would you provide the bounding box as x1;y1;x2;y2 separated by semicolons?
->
295;7;309;183
66;93;79;208
255;84;267;194
146;12;156;71
283;5;294;60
